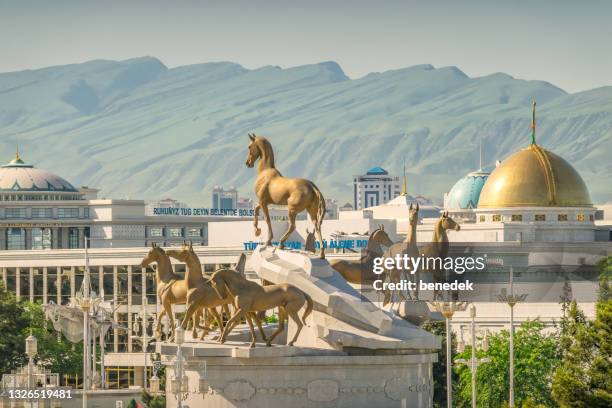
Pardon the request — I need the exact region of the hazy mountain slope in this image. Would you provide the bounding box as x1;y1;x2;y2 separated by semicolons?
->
0;57;610;205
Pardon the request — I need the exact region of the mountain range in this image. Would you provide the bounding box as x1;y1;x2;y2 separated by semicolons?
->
0;57;610;205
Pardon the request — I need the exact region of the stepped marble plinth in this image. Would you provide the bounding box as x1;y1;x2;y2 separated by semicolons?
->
251;246;440;351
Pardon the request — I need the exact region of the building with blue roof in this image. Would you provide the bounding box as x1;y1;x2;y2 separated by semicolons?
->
353;167;400;209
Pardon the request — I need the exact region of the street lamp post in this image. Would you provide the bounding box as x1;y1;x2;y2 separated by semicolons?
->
430;301;468;408
75;236;95;408
171;325;188;408
131;300;152;391
454;305;491;408
149;360;163;395
497;266;527;408
26;332;38;406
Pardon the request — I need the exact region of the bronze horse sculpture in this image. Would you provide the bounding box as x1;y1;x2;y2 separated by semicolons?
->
304;228;316;253
382;203;420;304
418;211;461;299
211;269;313;348
166;243;229;339
140;244;201;339
246;133;326;258
329;225;394;285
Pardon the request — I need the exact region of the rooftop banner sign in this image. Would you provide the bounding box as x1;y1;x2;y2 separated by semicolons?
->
152;207;255;217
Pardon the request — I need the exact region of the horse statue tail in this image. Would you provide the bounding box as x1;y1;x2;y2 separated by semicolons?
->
302;293;313;325
312;182;326;230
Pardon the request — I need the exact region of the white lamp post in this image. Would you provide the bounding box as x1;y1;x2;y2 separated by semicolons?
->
497;267;527;408
74;236;94;408
454;305;491;408
430;301;468;408
25;332;37;400
172;325;188;408
149;360;163;394
131;300;153;390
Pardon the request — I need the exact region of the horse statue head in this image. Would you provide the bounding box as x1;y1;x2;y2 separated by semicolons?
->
366;224;394;256
166;241;198;264
408;203;420;227
140;243;166;267
245;133;274;169
304;228;316;253
438;211;460;233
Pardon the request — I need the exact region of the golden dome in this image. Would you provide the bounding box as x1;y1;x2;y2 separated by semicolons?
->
478;144;592;208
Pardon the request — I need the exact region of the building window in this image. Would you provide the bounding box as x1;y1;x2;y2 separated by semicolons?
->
479;215;485;222
5;208;26;218
84;208;90;218
187;228;201;237
32;208;53;218
535;214;546;221
492;214;501;222
511;214;523;222
58;208;79;218
31;228;52;250
168;227;183;237
7;228;25;250
149;227;163;237
68;228;79;248
589;214;594;221
558;214;568;221
576;214;585;221
105;366;135;389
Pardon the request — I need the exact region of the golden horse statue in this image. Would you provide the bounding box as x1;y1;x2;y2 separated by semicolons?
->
167;247;268;342
245;133;326;258
140;244;201;339
381;203;420;304
304;228;316;253
329;225;394;285
418;211;460;299
211;269;313;348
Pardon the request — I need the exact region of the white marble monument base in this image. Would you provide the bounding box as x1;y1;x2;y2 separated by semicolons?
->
162;342;436;408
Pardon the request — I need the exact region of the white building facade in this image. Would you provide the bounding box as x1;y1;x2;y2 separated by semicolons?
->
353;167;400;209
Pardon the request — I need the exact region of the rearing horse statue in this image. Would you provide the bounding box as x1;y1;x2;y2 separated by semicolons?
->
246;133;326;258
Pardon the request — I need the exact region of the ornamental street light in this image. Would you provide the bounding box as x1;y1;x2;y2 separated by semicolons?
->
454;305;491;408
25;332;38;407
149;360;163;394
497;266;527;408
171;325;189;408
429;301;469;408
131;299;154;390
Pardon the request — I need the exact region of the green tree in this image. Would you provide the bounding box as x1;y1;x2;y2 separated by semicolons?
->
552;257;612;407
423;320;457;408
0;283;30;374
454;320;559;408
141;389;166;408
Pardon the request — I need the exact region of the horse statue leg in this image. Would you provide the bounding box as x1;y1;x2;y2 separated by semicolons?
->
307;202;325;259
265;308;286;346
155;308;166;338
253;203;261;236
279;208;297;250
260;202;274;246
161;296;175;339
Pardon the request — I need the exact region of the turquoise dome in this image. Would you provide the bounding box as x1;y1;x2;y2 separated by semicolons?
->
446;169;490;209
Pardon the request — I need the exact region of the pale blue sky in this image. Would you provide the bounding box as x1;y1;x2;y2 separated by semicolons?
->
1;0;611;92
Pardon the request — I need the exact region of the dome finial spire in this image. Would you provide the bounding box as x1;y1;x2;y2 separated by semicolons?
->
531;100;537;145
15;144;20;161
